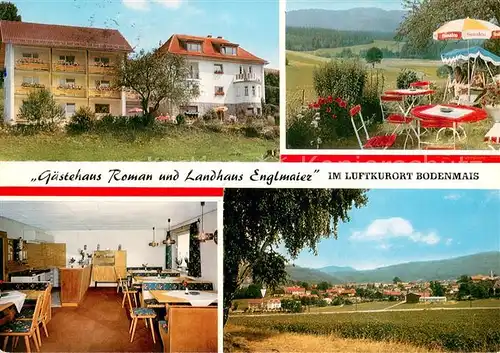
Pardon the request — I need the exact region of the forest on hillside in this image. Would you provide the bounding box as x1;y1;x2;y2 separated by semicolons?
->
286;26;476;60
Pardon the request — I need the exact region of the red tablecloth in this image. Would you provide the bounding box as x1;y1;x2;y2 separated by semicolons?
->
385;89;435;96
411;104;487;123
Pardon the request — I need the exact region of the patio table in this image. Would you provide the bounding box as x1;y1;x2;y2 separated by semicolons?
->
385;88;435;116
150;290;217;307
411;104;488;148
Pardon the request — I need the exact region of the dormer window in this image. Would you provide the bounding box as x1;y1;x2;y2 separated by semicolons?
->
187;42;202;52
220;46;237;56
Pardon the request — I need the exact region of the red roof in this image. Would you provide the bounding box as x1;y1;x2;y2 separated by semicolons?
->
284;286;305;293
383;290;403;296
0;20;132;52
159;34;267;64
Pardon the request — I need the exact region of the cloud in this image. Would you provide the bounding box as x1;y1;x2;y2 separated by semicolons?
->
122;0;185;11
446;238;453;246
351;217;440;245
153;0;183;9
444;193;462;201
376;243;393;250
122;0;149;10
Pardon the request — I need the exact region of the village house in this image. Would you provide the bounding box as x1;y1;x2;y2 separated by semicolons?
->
284;286;306;296
0;20;139;124
158;34;267;117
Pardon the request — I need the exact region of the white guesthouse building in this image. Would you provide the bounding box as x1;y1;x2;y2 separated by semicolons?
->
159;34;268;117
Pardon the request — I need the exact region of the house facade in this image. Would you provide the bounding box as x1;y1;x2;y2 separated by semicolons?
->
159;34;267;117
0;20;137;124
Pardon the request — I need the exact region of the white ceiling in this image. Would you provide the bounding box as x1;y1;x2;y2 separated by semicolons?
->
0;200;217;231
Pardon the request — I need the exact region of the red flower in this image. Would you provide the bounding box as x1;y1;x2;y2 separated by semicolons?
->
327;95;333;103
332;114;337;119
335;97;342;105
326;107;331;113
308;103;314;109
338;100;347;108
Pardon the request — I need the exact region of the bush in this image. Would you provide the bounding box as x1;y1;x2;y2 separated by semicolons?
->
176;114;185;125
396;69;419;89
66;106;96;134
313;58;367;104
202;109;218;121
17;89;65;130
286;110;318;149
437;65;452;79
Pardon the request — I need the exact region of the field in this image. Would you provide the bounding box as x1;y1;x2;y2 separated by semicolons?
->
229;308;500;352
310;40;403;56
0;128;278;161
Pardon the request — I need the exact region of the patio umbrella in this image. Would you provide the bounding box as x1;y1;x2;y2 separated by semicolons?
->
433;18;500;100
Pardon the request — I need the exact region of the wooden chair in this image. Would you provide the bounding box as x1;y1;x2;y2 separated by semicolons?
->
123;280;157;344
116;269;137;308
0;293;44;353
17;284;52;347
114;267;128;294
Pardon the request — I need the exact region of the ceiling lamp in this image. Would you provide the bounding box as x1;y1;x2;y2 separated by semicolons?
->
196;202;217;243
163;218;176;245
149;227;160;247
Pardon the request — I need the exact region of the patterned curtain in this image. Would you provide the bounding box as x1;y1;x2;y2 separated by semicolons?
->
187;221;202;277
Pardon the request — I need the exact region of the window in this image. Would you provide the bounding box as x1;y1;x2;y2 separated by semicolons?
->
257;107;261;115
59;55;75;63
22;53;39;59
22;76;39;84
257;86;261;98
187;42;202;52
236;87;240;97
214;64;223;74
65;103;76;117
188;63;199;79
95;104;110;114
220;46;237;55
252;86;256;96
249;66;252;73
244;86;249;96
215;86;224;96
96;80;110;88
94;57;110;65
239;66;243;74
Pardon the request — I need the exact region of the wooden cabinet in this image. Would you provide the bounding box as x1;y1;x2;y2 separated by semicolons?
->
92;250;126;284
60;266;92;307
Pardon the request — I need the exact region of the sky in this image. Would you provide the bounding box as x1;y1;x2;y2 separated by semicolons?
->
286;0;404;11
290;190;500;271
11;0;279;68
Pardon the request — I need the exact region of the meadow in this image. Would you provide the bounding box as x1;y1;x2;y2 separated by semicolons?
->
229;308;500;351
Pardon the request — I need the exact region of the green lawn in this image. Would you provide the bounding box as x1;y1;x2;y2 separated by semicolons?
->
310;40;402;56
395;298;500;310
0;128;279;161
309;301;395;312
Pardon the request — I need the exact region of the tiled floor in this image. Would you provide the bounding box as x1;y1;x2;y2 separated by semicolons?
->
9;288;163;352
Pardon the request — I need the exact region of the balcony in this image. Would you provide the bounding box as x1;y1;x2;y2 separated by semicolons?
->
89;87;121;99
234;73;260;83
89;64;115;75
126;90;141;101
53;85;86;98
53;61;86;73
215;91;225;96
15;58;50;72
15;83;46;95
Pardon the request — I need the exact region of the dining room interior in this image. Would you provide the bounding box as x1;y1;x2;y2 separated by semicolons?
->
0;199;219;352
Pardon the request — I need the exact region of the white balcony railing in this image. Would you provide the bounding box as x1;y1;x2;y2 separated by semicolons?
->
234;72;260;82
188;72;200;80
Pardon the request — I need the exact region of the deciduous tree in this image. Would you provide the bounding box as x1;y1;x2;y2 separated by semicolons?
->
0;2;21;21
223;188;368;324
365;47;383;68
116;50;199;125
398;0;500;55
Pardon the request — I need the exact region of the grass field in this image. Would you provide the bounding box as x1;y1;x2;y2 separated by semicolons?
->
230;308;500;351
0;128;279;161
225;324;440;353
310;40;403;56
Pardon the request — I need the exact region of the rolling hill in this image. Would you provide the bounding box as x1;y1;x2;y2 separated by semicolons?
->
286;265;340;284
287;252;500;284
286;8;406;32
